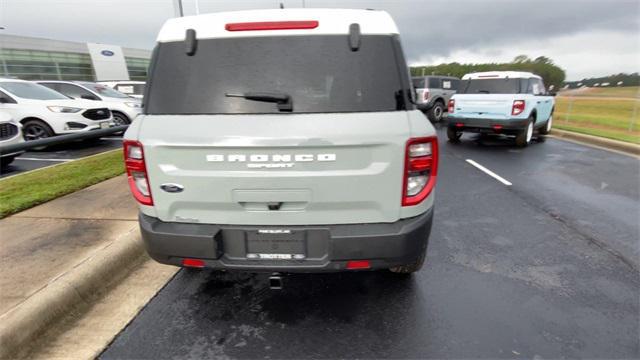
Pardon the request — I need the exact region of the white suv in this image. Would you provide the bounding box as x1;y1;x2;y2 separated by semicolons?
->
0;112;24;168
125;9;437;275
0;79;114;141
37;81;142;125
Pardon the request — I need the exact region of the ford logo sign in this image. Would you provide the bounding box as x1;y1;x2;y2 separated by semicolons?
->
101;50;115;56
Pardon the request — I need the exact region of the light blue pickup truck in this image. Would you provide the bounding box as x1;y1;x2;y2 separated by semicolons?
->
447;71;555;147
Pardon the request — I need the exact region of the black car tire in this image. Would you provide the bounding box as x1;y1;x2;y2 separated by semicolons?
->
538;115;552;135
23;119;54;141
0;155;16;169
515;117;534;147
112;112;130;126
427;102;445;122
447;127;462;143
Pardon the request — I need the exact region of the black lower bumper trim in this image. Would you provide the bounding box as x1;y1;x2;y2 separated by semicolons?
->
139;209;433;273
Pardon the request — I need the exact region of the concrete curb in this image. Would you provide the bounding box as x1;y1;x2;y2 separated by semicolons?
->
550;129;640;157
0;228;144;359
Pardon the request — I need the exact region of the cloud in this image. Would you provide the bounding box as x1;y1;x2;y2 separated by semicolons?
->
1;0;639;79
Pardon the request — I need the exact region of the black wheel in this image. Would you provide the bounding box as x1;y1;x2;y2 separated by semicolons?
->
22;119;54;141
447;127;462;143
515;118;534;147
389;250;426;274
538;115;552;135
427;102;445;122
112;112;130;126
0;155;17;169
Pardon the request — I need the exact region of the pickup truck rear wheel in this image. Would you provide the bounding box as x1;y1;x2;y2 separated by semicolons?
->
389;250;426;274
447;127;462;143
515;118;534;147
427;102;445;122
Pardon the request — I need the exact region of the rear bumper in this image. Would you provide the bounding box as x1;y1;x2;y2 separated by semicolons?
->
447;116;528;134
139;208;433;273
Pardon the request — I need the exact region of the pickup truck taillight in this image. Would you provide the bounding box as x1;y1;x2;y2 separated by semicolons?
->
511;100;525;116
403;137;438;206
448;99;455;113
123;140;153;206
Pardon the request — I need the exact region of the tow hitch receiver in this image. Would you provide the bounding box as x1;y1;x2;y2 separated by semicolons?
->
269;273;283;290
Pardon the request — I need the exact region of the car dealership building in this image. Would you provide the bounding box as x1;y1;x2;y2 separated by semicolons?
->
0;34;151;82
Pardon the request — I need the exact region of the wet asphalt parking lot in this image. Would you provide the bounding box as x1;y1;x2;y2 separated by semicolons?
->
0;136;123;179
102;124;639;359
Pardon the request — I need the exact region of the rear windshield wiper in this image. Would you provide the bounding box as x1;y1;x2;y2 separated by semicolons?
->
225;92;293;112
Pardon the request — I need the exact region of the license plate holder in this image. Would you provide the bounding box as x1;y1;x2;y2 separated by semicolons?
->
246;230;306;259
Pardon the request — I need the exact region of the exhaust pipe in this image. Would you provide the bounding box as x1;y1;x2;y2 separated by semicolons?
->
269;273;283;290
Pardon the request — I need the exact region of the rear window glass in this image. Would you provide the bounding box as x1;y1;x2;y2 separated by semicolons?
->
459;78;523;94
146;35;409;114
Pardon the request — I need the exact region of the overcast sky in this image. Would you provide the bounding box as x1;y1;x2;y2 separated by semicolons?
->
1;0;638;80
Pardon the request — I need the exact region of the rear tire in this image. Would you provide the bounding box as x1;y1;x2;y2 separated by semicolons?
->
515;118;534;147
538;115;552;135
447;127;462;143
427;102;445;122
389;251;426;274
0;155;16;169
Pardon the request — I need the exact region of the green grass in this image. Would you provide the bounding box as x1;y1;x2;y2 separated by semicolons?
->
0;150;125;218
554;96;640;144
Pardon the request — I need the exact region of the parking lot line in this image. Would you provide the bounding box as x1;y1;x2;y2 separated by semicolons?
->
17;158;72;162
465;159;513;186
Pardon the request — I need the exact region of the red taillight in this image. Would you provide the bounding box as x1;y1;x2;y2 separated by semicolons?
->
346;260;371;270
402;137;438;207
225;21;319;31
182;258;205;268
448;99;455;113
493;124;503;130
123;140;153;206
423;91;430;101
511;100;525;116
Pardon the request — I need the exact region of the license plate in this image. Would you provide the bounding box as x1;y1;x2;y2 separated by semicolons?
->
246;230;306;259
100;122;109;129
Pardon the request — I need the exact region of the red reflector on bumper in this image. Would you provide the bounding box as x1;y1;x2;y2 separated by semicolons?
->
493;125;503;130
455;123;464;127
346;260;371;269
182;258;205;268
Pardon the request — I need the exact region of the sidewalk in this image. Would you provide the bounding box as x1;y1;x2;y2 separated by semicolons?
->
0;175;177;359
0;175;138;316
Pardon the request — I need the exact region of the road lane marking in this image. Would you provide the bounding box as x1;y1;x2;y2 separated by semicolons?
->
465;159;512;186
16;157;72;162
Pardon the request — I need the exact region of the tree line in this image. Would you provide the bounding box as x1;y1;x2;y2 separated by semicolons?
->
410;55;566;90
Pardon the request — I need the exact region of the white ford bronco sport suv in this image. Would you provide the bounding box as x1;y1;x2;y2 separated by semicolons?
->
124;9;438;274
447;71;555;147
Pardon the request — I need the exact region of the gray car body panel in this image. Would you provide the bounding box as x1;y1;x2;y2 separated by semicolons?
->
129;110;435;226
413;76;458;110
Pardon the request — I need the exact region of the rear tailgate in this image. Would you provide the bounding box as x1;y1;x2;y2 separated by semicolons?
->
140;112;409;226
453;94;515;119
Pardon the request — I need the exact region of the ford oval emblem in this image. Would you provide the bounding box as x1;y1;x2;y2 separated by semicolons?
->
101;50;115;56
